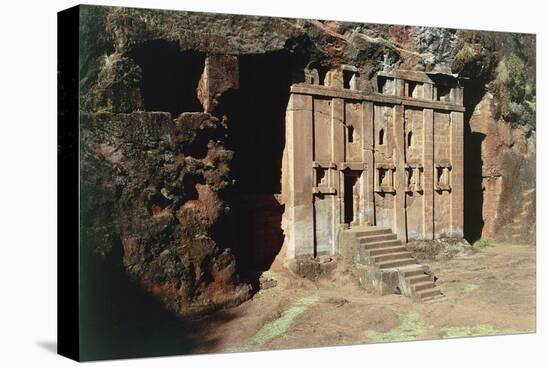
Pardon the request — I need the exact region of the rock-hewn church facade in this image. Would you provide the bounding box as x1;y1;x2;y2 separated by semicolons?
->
282;67;465;261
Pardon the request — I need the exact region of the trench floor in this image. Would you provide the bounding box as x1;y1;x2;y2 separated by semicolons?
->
190;242;535;353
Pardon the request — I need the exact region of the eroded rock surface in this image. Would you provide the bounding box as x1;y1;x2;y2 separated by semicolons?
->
80;112;250;316
469;94;536;243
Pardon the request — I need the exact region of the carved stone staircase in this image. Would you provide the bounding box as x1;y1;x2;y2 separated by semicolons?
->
347;226;445;302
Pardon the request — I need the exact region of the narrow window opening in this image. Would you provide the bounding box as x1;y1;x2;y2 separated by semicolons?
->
378;169;386;187
406;167;413;188
437;85;452;102
377;77;385;93
316;168;327;186
347;125;354;143
407;131;413;148
379;128;385;145
378;77;394;94
408;82;420;98
343;70;354;89
437;167;444;185
318;67;329;86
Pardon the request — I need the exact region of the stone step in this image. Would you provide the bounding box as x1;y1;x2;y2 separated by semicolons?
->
377;258;417;269
413;281;436;292
423;294;446;303
401;267;425;277
417;287;442;299
407;274;432;285
368;245;408;256
362;239;403;251
353;228;393;237
358;233;398;243
373;251;414;263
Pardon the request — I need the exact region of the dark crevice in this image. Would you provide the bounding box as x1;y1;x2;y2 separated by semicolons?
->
181;174;204;202
462;77;489;243
147;192;172;216
127;40;205;117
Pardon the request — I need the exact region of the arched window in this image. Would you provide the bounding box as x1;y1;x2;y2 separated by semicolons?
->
378;128;385;145
407;131;413;148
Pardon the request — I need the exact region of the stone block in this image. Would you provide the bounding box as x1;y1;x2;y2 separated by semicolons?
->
355;266;399;295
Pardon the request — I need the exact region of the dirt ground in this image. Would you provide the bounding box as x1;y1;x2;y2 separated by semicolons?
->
192;242;536;354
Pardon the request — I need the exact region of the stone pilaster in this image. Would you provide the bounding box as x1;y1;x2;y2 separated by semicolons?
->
393;105;406;241
423;83;433;101
362;101;375;225
422;108;434;239
450;111;464;237
331;97;345;253
285;93;314;258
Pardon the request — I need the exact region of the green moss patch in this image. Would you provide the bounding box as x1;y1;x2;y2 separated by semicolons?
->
226;295;320;352
441;324;517;338
364;311;426;343
473;239;491;249
463;283;480;293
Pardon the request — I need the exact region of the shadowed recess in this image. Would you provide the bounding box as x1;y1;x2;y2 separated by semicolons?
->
78;241;237;361
213;50;308;277
462;77;487;243
127;40;205;117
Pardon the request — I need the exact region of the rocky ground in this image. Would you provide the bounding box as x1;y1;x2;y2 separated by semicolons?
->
187;241;535;354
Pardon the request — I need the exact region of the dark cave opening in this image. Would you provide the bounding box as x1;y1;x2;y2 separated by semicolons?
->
462;78;488;243
213;50;307;277
127;40;205;117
